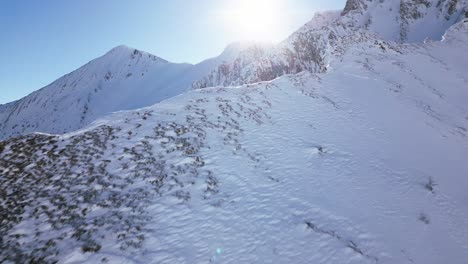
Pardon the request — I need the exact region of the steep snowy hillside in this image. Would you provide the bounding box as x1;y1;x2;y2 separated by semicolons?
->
1;11;467;264
0;44;242;140
192;0;467;89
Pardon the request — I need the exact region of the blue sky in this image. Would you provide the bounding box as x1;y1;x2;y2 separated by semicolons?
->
0;0;345;104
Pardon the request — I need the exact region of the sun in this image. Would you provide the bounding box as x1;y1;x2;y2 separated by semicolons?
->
218;0;284;42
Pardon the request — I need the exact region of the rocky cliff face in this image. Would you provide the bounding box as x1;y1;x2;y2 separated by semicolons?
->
340;0;468;42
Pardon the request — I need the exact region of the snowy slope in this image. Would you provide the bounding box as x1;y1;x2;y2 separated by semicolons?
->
0;45;242;140
1;13;467;264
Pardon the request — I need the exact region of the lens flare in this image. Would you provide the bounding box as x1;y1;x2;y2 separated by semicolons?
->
217;0;284;42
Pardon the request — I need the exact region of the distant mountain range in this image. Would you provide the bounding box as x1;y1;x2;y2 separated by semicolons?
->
0;42;244;139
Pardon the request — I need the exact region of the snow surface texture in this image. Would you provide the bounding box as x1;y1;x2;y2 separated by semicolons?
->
0;44;242;140
1;0;468;263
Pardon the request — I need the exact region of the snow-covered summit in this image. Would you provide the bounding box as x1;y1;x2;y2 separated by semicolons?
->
0;45;189;139
104;45;169;63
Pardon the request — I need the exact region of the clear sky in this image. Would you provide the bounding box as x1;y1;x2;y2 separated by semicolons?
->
0;0;346;104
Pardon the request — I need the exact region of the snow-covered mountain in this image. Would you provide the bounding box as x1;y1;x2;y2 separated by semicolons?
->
193;0;467;89
0;44;242;140
1;0;468;263
3;0;466;141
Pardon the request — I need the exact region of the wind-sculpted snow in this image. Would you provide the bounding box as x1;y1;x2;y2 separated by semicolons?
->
1;19;468;262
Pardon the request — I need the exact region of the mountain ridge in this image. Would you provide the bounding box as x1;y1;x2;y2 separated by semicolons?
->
1;0;467;140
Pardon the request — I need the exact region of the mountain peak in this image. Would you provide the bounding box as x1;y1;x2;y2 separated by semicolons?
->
104;45;168;63
108;44;134;54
